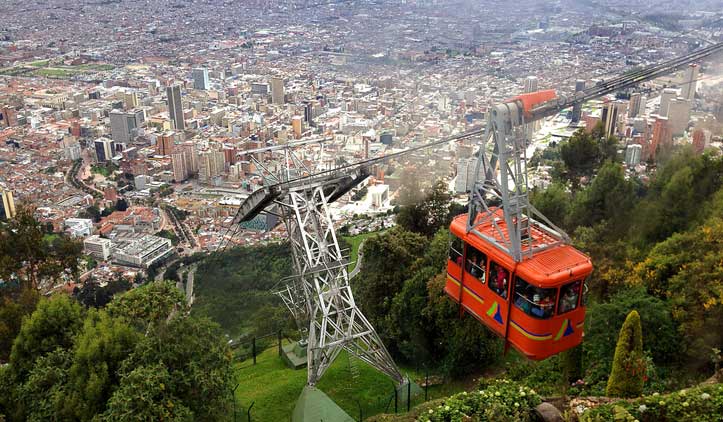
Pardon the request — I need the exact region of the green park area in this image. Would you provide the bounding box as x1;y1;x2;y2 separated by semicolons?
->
0;60;115;79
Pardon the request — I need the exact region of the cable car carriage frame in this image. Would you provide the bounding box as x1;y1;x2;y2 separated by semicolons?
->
444;91;593;360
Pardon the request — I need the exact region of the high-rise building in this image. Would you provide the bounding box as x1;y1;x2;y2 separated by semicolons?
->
1;189;16;220
270;77;285;105
0;106;18;128
681;64;699;101
571;79;586;123
179;142;198;175
166;84;185;130
198;150;225;183
303;101;313;126
601;101;625;138
192;68;210;91
650;115;671;161
292;115;303;139
156;132;175;156
659;88;678;117
524;76;538;93
171;152;189;181
625;144;642;167
455;158;478;194
667;97;691;136
109;109;144;143
122;90;138;109
94;137;115;162
692;129;707;154
628;93;642;118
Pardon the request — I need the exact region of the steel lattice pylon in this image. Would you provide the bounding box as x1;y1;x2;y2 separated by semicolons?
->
244;148;402;386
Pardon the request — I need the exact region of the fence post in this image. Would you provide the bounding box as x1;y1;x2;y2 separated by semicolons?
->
407;381;411;412
394;385;398;413
247;401;254;422
357;400;363;422
278;330;282;356
252;337;256;365
425;367;429;402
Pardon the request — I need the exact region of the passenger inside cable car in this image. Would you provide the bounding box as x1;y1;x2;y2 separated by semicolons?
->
466;246;487;282
489;261;508;298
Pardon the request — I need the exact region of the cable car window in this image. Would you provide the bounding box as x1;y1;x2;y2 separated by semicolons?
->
488;261;509;298
465;245;487;283
513;277;556;319
558;280;582;314
449;236;463;266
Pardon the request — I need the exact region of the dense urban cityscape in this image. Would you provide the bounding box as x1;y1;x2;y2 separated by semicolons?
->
1;1;723;421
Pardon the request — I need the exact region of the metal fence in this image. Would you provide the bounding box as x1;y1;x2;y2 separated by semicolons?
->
231;331;446;422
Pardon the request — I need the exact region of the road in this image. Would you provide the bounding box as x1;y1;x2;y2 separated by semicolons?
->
349;240;366;279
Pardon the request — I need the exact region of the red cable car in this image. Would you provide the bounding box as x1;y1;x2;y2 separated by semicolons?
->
444;209;592;360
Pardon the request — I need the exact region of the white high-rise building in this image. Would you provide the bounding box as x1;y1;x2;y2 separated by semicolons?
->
455;158;478;194
270;77;285;105
681;64;699;101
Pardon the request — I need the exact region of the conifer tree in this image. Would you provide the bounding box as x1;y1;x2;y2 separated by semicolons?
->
606;310;645;397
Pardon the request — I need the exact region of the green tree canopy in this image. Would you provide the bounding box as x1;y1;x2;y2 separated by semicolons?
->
606;310;645;398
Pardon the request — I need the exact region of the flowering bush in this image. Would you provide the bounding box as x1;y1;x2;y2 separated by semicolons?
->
582;384;723;422
417;379;542;422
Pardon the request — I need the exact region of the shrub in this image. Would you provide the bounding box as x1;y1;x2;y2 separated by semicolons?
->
582;384;723;422
420;379;541;422
606;310;645;398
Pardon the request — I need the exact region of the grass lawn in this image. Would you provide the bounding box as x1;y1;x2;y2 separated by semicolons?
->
343;230;385;271
233;342;474;421
28;59;49;67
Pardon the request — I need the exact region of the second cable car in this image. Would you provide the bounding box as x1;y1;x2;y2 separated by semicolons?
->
444;209;592;360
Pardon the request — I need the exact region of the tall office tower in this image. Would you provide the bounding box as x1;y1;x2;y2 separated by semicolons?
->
628;92;642;118
198;150;225;183
192;68;210;91
1;106;18;128
179;142;198;174
681;63;699;101
667;97;691;136
166;84;185;130
123;90;138;109
625;144;642;167
524;76;539;139
94;137;115;163
171;152;189;181
571;79;586;123
270;77;285;105
303;100;313;126
292;115;303;139
659;88;678;117
109;109;144;143
601;101;623;138
156;132;175;156
0;189;16;220
692;129;706;154
455;157;478;194
650;115;671;161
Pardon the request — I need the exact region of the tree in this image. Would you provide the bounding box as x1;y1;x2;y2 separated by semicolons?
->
64;311;141;421
102;364;193;421
606;310;645;398
0;289;39;362
119;316;234;421
530;183;571;230
15;348;72;421
560;129;601;186
106;281;187;327
9;295;84;377
397;180;453;237
115;198;128;212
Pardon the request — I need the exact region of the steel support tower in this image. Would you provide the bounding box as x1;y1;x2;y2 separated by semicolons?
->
238;148;402;386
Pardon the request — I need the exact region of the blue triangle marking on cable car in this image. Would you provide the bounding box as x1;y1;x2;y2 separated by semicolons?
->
493;304;503;325
563;320;574;337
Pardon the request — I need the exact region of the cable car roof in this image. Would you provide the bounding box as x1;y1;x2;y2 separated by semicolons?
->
450;212;592;286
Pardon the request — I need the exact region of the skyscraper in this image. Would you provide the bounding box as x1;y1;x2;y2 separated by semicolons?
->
192;68;210;91
681;64;699;101
270;77;285;105
571;80;586;123
601;101;625;138
166;84;185;130
667;97;691;136
524;76;538;93
156;132;175;156
650;115;671;161
94;137;115;162
659;88;677;117
109;109;144;143
303;100;313;126
0;189;16;220
628;93;642;118
171;152;189;182
292;115;303;139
